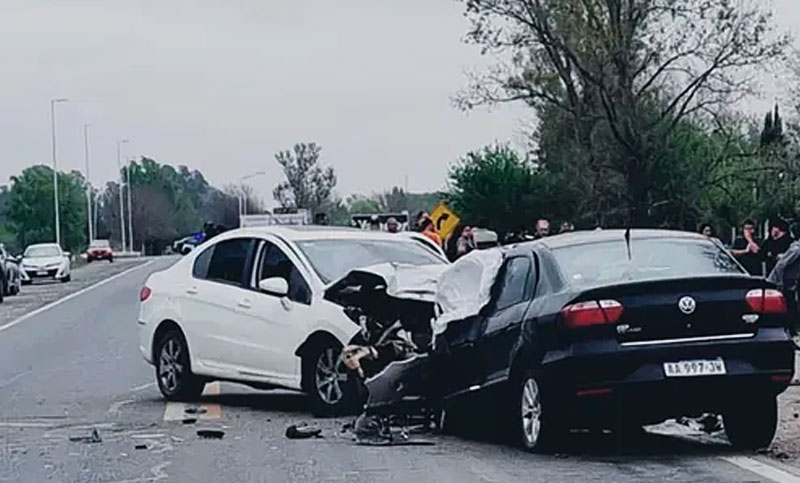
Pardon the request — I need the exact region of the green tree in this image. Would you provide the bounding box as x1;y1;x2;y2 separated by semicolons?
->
6;165;87;251
446;145;553;237
273;143;337;213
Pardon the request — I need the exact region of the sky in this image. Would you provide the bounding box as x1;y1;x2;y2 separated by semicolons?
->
0;0;796;208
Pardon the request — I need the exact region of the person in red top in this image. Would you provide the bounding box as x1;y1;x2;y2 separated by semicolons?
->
419;216;442;247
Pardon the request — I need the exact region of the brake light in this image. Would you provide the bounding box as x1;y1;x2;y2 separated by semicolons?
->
745;289;786;314
560;300;623;328
140;286;152;302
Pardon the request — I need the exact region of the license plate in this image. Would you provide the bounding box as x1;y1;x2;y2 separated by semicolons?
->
36;270;47;276
663;358;726;377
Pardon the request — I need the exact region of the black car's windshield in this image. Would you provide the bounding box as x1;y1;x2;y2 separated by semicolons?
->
552;238;743;289
24;246;61;258
296;239;446;283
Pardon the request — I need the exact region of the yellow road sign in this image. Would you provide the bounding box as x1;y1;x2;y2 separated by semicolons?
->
430;203;460;239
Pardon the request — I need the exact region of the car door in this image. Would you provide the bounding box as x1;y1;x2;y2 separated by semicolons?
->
180;237;256;377
238;239;315;385
477;255;535;385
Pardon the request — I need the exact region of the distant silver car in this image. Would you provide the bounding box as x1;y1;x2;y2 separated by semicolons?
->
20;243;72;284
0;243;21;298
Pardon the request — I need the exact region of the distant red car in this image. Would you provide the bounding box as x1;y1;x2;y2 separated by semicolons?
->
87;240;114;262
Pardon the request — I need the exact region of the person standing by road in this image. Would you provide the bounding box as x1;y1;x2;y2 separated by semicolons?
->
698;223;715;238
534;219;550;239
762;219;793;275
386;217;400;234
419;215;442;247
731;219;763;276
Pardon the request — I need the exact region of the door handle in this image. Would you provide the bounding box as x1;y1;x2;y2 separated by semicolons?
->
237;299;252;310
186;287;198;295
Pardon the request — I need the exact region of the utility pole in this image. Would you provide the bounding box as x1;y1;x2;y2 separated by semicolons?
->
50;98;68;246
117;139;128;252
126;156;134;253
83;124;93;244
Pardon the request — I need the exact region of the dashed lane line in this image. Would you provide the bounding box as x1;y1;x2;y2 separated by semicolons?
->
163;382;222;421
721;456;800;483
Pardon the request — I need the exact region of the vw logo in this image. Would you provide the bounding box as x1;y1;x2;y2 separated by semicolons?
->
678;296;696;315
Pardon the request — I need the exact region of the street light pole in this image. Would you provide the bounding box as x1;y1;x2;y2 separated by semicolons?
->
117;139;128;252
83;124;93;244
50;98;68;247
126;156;135;253
239;171;266;226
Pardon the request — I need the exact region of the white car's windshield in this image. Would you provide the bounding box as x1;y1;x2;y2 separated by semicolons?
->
24;246;61;258
296;239;446;283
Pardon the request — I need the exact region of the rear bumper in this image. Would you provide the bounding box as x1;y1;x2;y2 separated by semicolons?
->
540;328;795;423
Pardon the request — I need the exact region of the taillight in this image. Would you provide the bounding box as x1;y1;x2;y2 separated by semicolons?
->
745;289;786;314
140;286;152;302
560;300;623;328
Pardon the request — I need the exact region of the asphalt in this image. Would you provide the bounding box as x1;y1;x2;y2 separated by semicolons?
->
0;257;796;482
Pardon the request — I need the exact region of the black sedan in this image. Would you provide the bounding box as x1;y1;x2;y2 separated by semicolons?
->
360;229;795;452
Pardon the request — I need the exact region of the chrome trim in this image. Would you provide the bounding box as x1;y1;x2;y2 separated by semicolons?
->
620;333;755;347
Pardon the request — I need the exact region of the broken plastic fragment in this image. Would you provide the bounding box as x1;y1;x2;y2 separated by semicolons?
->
285;424;322;439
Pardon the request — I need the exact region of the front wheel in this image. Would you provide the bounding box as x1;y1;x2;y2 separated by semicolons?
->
61;274;71;283
723;396;777;450
515;372;563;452
303;342;357;416
155;330;206;401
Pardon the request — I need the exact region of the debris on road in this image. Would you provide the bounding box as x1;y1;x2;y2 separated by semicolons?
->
68;428;102;444
285;424;322;439
182;418;197;425
184;406;207;415
134;444;147;450
197;429;225;440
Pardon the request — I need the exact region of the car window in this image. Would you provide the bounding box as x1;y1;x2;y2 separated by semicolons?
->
495;257;531;310
192;246;214;279
202;238;253;286
24;246;61;258
258;242;312;305
296;239;446;284
552;238;744;289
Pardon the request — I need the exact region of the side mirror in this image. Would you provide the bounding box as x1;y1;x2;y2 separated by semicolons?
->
64;252;71;258
258;277;289;297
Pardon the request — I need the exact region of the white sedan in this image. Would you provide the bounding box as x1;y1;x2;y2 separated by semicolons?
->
20;243;72;284
138;226;447;415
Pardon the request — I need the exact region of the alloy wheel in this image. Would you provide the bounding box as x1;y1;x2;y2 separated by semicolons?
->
315;347;347;405
159;338;184;393
521;377;543;447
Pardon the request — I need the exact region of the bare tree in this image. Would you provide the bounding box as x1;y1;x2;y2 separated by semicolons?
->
273;143;337;212
458;0;788;224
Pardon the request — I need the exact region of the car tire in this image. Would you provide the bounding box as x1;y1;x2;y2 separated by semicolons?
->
303;341;358;417
109;257;114;263
61;275;71;283
723;395;777;450
515;371;562;452
155;330;206;401
21;280;31;286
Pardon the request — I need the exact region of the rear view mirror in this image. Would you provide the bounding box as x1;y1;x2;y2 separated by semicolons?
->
259;277;289;297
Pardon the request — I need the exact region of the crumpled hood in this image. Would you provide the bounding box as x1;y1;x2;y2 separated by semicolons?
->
22;256;65;267
324;263;447;308
432;248;504;336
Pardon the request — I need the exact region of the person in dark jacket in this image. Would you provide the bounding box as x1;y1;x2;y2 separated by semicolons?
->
762;219;793;275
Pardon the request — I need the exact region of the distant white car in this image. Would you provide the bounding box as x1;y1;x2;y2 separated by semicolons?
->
138;226;447;415
20;243;71;284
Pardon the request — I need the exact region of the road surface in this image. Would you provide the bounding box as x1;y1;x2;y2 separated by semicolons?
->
0;257;798;482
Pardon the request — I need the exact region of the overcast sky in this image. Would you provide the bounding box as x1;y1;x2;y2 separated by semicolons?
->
0;0;796;207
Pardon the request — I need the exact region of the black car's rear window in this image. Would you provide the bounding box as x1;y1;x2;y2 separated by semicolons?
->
552;238;744;288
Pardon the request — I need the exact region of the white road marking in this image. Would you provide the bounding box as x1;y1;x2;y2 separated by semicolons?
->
163;382;222;421
0;259;154;334
130;382;156;392
721;456;800;483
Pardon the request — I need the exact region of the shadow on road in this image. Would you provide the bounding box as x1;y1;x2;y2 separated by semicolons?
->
199;391;309;415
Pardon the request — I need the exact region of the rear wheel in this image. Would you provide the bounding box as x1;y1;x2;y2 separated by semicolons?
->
723;395;777;450
155;330;205;401
303;342;357;416
515;372;562;452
